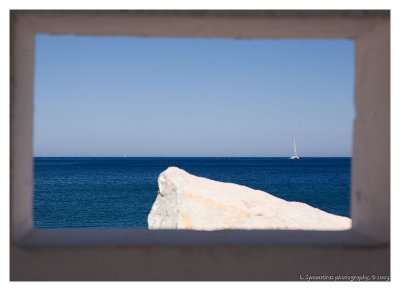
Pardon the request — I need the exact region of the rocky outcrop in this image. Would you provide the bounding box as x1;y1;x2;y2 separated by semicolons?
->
148;167;351;230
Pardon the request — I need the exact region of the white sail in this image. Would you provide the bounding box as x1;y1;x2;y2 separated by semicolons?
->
289;139;299;159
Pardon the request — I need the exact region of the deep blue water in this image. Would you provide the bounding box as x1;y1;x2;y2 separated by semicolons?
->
34;157;351;228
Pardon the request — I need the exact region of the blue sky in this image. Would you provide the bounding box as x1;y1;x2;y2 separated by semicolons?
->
34;35;354;157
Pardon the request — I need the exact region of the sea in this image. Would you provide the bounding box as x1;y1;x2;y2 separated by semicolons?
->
33;157;351;228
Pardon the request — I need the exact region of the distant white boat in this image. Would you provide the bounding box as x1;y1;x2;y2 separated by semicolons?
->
289;139;300;160
123;155;127;158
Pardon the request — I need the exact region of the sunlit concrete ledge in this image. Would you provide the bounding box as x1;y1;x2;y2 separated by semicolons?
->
18;228;382;247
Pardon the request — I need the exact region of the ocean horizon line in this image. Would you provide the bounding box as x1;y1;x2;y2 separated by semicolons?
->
34;156;352;158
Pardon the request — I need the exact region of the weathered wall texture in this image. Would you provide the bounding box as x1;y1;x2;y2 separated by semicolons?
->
352;19;390;242
10;244;389;281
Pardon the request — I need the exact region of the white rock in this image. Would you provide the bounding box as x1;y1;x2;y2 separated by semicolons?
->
148;167;351;230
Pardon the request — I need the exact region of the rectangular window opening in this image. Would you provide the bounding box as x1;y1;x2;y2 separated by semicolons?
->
32;35;355;233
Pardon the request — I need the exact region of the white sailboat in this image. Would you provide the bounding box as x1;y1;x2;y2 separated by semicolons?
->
289;139;300;160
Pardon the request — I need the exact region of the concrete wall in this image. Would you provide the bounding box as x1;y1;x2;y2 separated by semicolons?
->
10;10;390;281
10;244;389;281
352;19;390;242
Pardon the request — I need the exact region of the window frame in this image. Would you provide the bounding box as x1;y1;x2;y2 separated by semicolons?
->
10;10;390;247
